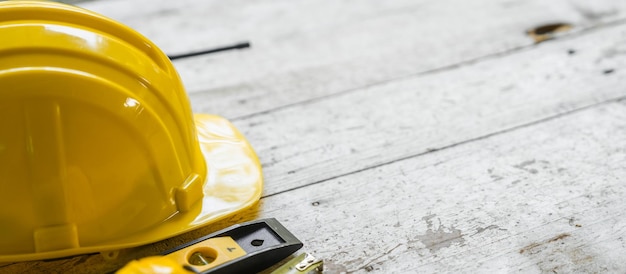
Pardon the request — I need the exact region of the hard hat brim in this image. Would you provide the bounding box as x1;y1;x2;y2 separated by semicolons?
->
1;114;263;262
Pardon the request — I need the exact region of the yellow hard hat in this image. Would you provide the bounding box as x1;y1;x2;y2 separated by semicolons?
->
0;1;262;262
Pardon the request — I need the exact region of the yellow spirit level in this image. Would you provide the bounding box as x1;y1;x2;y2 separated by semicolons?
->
118;219;303;274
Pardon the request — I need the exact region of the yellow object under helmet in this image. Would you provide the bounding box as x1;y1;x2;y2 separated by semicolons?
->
0;1;263;262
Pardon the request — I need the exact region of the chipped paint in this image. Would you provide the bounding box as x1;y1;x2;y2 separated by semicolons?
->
416;214;465;253
514;160;539;174
473;225;507;236
520;233;571;254
519;233;604;273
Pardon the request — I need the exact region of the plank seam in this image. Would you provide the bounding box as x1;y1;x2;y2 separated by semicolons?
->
233;17;626;122
263;95;626;198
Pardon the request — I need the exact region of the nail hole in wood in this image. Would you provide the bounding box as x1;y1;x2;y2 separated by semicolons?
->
603;69;615;75
527;23;572;43
532;23;571;35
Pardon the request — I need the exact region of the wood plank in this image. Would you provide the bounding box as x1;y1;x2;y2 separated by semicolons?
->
280;101;626;273
234;22;626;196
250;102;626;273
6;94;626;273
79;0;626;118
177;102;626;273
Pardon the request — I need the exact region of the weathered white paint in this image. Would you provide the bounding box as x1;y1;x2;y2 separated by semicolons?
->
238;22;626;196
247;102;626;273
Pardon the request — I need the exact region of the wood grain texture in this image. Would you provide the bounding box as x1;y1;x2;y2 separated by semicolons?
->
80;0;626;118
238;22;626;196
246;101;626;273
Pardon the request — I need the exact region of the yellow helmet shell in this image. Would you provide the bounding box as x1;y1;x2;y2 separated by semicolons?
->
0;1;262;261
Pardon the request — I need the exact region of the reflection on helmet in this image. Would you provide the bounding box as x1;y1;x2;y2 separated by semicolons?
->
0;1;262;262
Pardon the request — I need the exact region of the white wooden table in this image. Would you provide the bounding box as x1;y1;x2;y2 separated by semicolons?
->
3;0;626;273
